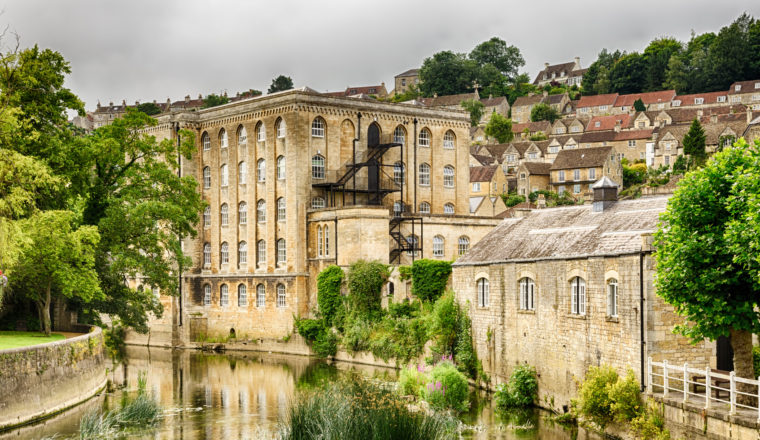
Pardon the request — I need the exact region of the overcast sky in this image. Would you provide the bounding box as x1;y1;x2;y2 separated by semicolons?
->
4;0;760;110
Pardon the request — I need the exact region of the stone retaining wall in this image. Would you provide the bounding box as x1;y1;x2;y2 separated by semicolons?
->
653;395;760;440
0;326;107;431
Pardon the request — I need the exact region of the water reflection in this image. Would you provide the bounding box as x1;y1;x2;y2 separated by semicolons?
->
1;346;597;439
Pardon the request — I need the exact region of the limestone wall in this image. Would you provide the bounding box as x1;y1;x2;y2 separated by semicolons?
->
0;327;107;431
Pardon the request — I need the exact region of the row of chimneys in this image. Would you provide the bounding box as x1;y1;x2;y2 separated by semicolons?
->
97;89;261;110
544;57;581;70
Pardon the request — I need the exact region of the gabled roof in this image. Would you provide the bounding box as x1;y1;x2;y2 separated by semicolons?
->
665;105;747;124
577;93;618;108
579;129;653;143
482;143;509;159
614;90;676;108
395;68;420;77
728;79;760;94
471;154;497;166
521;162;552;175
551;146;613;170
513;94;545;108
480;96;508;107
419;92;478;107
469;196;484;213
533;61;578;84
587;114;631;131
346;85;386;96
546;93;567;105
673;91;729;106
512;121;552;134
470;165;499;182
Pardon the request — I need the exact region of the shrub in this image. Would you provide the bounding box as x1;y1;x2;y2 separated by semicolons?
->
495;364;538;409
317;265;344;326
753;344;760;377
577;365;619;428
411;259;452;302
347;260;388;314
312;328;338;358
609;370;642;422
421;361;470;412
427;292;459;356
388;299;419;319
367;314;428;363
341;315;371;353
398;365;430;397
630;399;670;440
623;163;647;186
454;307;479;380
294;318;325;342
502;194;526;207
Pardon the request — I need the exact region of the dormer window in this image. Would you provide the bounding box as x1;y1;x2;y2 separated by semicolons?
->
717;96;726;103
369;88;376;93
695;98;704;105
599;105;608;111
672;100;681;107
594;121;601;128
735;85;742;92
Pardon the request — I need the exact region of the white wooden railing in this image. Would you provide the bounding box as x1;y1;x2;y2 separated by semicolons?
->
648;357;760;422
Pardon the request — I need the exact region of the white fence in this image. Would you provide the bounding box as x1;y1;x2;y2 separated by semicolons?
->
647;357;760;422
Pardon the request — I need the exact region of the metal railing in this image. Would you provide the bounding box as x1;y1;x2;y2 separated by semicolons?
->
648;357;760;421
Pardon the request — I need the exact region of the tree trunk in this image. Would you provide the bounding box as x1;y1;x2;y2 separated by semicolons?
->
730;328;756;406
40;282;52;336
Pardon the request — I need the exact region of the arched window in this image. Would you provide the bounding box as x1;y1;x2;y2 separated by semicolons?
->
419;202;430;214
276;284;286;308
324;226;330;256
219;128;228;148
238;161;247;185
256;240;266;266
419;163;430;186
571;277;586;315
237;126;247;147
238;284;247;307
203;167;211;189
311;197;325;209
458;236;469;256
257;200;266;223
519;277;535;311
238;202;247;224
257;159;266;182
312;155;325;179
203;207;211;228
220;164;229;187
477;278;489;307
443;165;455;188
203;284;211;306
419;128;431;147
433;235;444;257
277;156;286;180
443;130;455;149
311;118;325;137
444;203;455;214
220;203;229;226
257;122;266;142
276;118;286;138
394;162;405;184
317;226;323;257
220;242;229;264
277;239;286;265
202;132;211;151
406;235;418;257
393;126;406;144
256;284;265;307
238;241;247;266
203;243;211;267
277;198;286;222
607;278;618;317
220;284;229;306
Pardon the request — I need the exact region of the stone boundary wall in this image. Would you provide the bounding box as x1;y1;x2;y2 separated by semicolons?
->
653;395;760;440
0;326;107;431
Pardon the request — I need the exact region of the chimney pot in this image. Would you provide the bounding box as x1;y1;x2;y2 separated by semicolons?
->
544;62;550;69
135;100;139;105
109;101;113;106
185;95;190;103
122;99;126;106
575;56;580;66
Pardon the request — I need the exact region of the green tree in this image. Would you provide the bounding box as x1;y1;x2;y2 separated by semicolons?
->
663;53;690;93
682;118;706;167
642;37;682;92
347;260;388;315
202;94;228;109
468;37;524;80
609;52;646;94
530;103;560;123
12;211;101;335
581;49;622;95
654;139;760;393
268;75;294;94
317;265;344;326
484;112;513;143
633;98;646;112
419;51;477;97
136;102;162;115
460;99;485;126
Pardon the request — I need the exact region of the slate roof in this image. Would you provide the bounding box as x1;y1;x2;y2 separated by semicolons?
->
396;69;420;77
522;162;552;175
419;92;478;107
533;62;578;84
480;96;508;107
482;143;509;159
513;94;545;108
454;195;669;265
665;105;747;124
728;79;760;94
470;165;499;182
551;146;612;170
579;129;653;144
471;154;497;166
546;94;567;105
512;121;552;134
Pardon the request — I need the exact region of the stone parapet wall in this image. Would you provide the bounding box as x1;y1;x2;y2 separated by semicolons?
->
0;327;107;431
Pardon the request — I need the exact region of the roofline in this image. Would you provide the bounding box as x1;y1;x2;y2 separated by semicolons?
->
452;249;651;267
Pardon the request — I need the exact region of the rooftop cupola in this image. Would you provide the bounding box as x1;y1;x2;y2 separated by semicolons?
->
592;176;618;212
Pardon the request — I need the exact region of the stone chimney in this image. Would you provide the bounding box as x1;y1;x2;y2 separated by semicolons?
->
592;176;619;212
710;114;718;124
574;56;580;66
109;101;113;106
513;207;532;218
537;193;546;209
185;95;190;103
198;94;202;99
614;120;622;132
223;91;228;98
433;93;438;98
544;62;550;69
135;100;140;105
153;99;157;104
122;99;126;106
697;109;703;117
96;100;101;110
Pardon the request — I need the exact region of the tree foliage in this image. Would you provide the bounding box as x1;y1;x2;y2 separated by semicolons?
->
682;118;706;166
468;37;524;81
136;102;162;115
530;103;560;123
347;260;388;315
460;99;484;126
317;265;344;326
410;259;452;302
633;98;646;112
268;75;294;94
484;112;513;143
201;94;228;109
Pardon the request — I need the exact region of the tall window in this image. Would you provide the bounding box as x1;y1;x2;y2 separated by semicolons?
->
573;169;580;181
406;235;418;256
220;203;229;226
257;123;265;141
220;164;229;187
257;200;266;222
238;241;247;266
276;119;286;138
419;128;431;147
257;159;266;182
458;236;469;256
256;284;265;307
444;203;455;214
203;243;211;267
607;278;618;317
393;126;405;144
443;166;455;187
203;207;211;228
433;235;444;257
257;240;266;266
220;242;229;264
219;129;228;148
312;155;325;179
202;132;211;151
589;168;596;180
477;278;489;307
393;201;404;216
203;167;211;189
311;118;325;137
443;131;455;149
311;197;325;209
238;202;247;224
324;226;329;256
238;161;247;185
237;126;247;147
203;284;211;306
317;226;323;257
238;284;247;307
419;163;430;186
277;239;286;265
419;202;430;214
277;198;286;222
220;284;229;306
519;277;535;311
276;284;286;308
277;156;286;180
571;277;586;315
394;162;405;184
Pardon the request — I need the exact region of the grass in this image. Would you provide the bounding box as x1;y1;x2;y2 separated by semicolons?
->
0;331;65;350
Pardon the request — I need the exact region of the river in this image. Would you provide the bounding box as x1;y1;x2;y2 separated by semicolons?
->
2;346;601;439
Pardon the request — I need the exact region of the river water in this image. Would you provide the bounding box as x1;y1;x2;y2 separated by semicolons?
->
2;346;601;439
